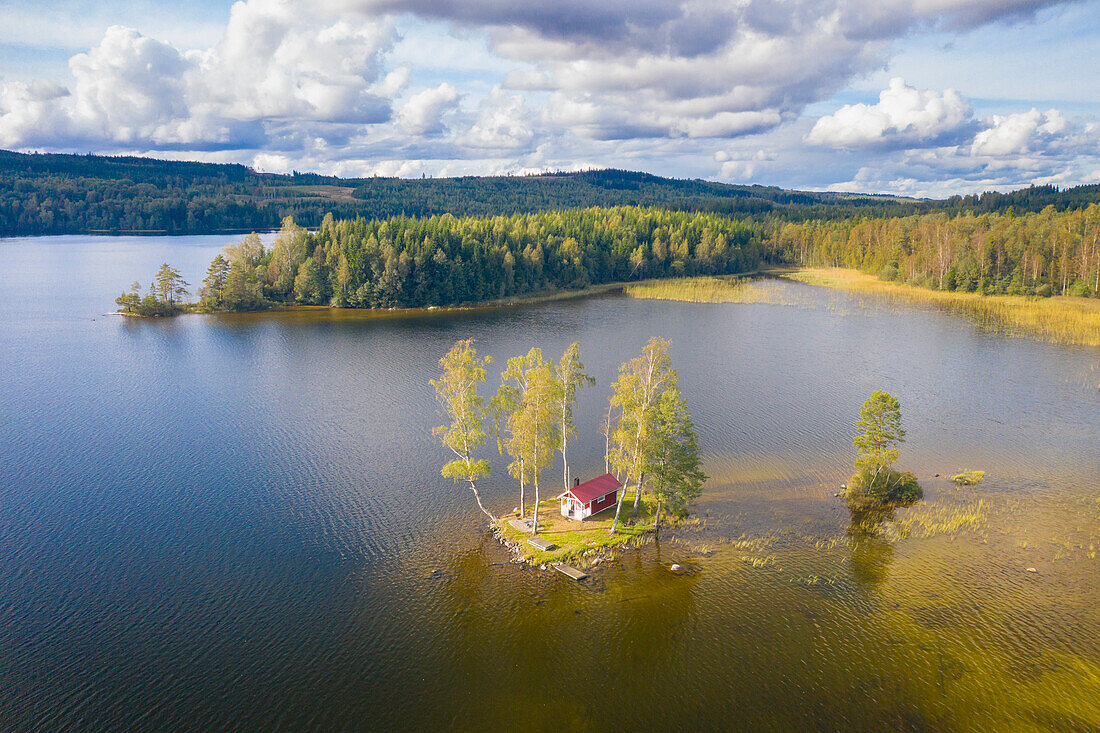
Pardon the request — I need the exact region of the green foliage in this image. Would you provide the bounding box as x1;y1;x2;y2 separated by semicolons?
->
608;337;681;532
431;339;495;521
15;149;1071;236
853;390;906;474
951;470;985;485
489;347;565;531
848;468;923;509
645;386;707;523
293;258;324;304
198;255;230;311
555;342;596;489
153;262;189;305
217;233;266;311
847;390;922;513
115;271;186;317
189;207;761;312
769;204;1100;299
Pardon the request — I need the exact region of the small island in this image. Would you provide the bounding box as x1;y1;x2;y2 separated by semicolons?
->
494;487;653;566
432;337;705;571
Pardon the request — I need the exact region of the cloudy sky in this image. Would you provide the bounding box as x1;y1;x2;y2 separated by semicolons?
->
1;0;1097;195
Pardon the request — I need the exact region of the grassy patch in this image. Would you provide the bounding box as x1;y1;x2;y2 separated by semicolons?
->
623;271;802;305
785;268;1100;348
496;490;655;564
951;470;985;486
624;275;755;303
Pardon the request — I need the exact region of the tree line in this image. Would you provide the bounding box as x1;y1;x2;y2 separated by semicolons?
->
132;200;1100;317
7;149;1100;236
195;207;762;311
769;204;1100;297
431;338;705;535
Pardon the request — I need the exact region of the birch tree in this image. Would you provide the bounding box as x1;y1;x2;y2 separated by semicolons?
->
608;337;676;533
601;401;615;476
519;361;562;534
431;339;496;522
490;348;562;532
555;342;595;490
490;350;539;518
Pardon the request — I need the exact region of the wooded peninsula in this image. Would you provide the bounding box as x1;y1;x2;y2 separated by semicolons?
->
118;199;1100;322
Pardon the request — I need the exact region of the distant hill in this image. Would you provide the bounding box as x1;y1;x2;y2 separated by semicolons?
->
1;149;1097;236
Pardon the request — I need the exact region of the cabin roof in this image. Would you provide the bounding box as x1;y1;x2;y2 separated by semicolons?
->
558;473;622;503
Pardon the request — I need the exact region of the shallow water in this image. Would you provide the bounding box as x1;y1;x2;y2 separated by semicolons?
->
1;235;1097;731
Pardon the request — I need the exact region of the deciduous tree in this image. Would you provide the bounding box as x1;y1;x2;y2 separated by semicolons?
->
431;339;496;522
554;342;595;490
608;337;676;533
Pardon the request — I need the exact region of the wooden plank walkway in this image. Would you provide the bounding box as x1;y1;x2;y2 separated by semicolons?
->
555;563;588;580
508;518;542;532
527;536;556;551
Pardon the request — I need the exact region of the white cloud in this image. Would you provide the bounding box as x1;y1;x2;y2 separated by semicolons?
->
198;0;395;124
970;108;1068;156
805;78;973;148
0;81;71;148
350;0;1075;144
0;0;399;150
1;0;1096;197
398;83;459;135
461;87;535;149
251;152;295;173
715;149;776;181
67;26;193;144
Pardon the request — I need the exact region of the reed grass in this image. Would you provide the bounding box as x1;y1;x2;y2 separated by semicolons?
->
893;499;986;539
623;274;806;305
786;268;1100;348
951;470;985;486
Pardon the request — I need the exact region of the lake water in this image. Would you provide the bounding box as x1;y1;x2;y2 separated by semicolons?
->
1;235;1098;731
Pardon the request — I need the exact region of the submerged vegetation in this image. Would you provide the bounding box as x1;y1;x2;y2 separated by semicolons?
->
623;274;769;303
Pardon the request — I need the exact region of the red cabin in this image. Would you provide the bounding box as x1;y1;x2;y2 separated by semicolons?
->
557;473;622;520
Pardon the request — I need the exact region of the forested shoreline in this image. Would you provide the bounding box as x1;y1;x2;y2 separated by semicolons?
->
116;201;1100;318
189;207;761;311
6;148;1100;236
769;204;1100;297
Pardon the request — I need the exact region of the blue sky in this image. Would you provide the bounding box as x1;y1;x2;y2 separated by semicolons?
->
1;0;1097;196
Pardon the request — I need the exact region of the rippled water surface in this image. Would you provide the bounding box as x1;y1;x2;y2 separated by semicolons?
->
1;235;1098;731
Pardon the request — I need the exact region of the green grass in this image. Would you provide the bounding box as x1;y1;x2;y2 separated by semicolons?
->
496;490;654;565
952;470;986;486
786;268;1100;348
